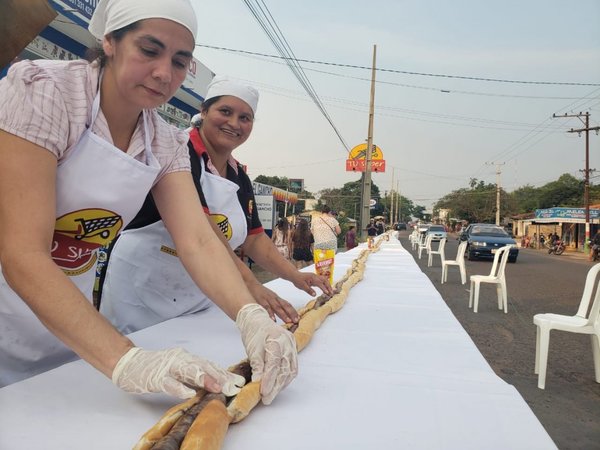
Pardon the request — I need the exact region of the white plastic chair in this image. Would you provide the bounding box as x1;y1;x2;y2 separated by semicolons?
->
428;237;446;267
468;245;513;313
442;240;468;284
534;263;600;389
410;230;419;250
418;234;432;259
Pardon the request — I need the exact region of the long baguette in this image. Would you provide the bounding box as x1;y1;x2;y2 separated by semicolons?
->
180;395;229;450
132;393;204;450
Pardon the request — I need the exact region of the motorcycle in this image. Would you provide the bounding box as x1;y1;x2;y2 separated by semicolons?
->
592;244;600;262
547;239;565;256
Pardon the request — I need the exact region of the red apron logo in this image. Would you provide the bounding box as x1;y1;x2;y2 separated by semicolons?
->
52;209;123;276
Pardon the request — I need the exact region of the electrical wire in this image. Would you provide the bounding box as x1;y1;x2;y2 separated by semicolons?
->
201;48;599;101
241;1;350;152
197;44;600;87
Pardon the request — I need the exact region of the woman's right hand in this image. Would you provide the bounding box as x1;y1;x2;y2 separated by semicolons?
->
236;303;298;405
112;347;246;399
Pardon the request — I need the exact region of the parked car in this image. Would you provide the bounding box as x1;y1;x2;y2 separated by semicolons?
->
459;223;519;263
417;223;430;234
426;224;447;241
395;222;407;231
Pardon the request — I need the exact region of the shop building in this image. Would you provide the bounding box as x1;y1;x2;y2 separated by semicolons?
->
1;0;214;129
513;206;600;251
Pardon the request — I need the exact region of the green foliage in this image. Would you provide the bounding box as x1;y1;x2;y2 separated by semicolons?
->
434;173;589;224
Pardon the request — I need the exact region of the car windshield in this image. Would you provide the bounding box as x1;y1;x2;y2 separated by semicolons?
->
471;226;508;236
429;226;445;231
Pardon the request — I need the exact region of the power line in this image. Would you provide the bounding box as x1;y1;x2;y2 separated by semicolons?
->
197;44;600;87
204;49;595;101
241;1;350;152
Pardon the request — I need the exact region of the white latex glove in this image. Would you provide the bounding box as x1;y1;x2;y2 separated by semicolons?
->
112;347;245;399
236;303;298;405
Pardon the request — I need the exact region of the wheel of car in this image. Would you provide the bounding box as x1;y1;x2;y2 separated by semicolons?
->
467;246;475;261
508;257;517;263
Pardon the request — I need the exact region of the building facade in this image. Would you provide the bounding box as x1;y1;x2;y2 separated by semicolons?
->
1;0;214;129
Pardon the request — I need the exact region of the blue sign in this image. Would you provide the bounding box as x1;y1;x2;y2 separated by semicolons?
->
535;207;600;220
60;0;99;19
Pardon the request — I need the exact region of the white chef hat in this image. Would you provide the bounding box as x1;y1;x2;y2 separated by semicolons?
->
204;76;259;115
89;0;198;41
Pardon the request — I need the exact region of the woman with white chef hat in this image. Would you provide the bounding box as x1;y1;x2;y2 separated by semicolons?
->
100;76;331;334
0;0;296;406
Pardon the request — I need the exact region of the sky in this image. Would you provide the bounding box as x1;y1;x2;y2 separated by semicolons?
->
189;0;600;211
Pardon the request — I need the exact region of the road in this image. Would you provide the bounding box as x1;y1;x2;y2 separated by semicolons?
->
399;231;600;450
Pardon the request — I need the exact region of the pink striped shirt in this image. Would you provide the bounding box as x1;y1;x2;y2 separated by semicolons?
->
0;59;190;183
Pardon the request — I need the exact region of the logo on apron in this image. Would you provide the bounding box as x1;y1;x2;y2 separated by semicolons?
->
210;213;232;240
52;208;123;276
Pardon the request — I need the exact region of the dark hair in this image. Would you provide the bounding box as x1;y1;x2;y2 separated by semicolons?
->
200;96;221;113
85;22;140;66
292;219;312;248
322;205;331;214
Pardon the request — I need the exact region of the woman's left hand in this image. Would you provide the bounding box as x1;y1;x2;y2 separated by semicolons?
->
291;271;333;297
247;282;299;324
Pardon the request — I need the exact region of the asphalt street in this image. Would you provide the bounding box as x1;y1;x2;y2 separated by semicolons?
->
399;231;600;450
253;235;600;449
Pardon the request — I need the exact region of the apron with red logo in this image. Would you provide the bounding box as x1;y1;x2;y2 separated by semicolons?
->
0;88;160;387
100;156;247;334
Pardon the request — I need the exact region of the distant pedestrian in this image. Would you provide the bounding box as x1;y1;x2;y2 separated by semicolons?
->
366;219;378;237
310;205;340;251
345;225;358;251
291;219;314;269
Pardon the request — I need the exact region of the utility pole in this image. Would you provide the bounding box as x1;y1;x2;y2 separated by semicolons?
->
360;44;377;239
487;162;505;226
390;167;395;225
396;181;401;223
554;112;600;253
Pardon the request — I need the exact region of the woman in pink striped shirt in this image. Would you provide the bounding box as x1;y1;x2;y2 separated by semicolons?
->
0;0;297;406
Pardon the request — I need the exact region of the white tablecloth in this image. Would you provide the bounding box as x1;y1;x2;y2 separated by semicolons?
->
0;237;556;449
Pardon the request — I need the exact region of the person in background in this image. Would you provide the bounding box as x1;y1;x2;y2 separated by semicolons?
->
345;225;358;251
590;229;600;261
366;219;378;237
100;76;332;338
311;205;341;251
272;217;291;260
291;218;314;269
0;0;296;406
375;219;385;235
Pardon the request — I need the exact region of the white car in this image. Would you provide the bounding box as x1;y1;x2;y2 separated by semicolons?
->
427;225;447;241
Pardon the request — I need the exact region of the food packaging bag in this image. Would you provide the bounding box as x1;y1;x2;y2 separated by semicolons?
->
313;248;335;285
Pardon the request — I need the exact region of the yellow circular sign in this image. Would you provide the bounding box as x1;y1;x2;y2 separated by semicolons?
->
348;143;383;160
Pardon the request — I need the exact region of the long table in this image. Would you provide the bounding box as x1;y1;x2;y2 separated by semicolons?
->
0;236;556;449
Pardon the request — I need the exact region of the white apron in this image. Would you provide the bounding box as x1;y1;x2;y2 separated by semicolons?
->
100;156;247;334
0;89;160;387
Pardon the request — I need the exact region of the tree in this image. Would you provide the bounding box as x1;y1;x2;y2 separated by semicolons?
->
317;178;385;219
434;178;501;223
537;173;583;208
380;191;420;222
509;184;540;214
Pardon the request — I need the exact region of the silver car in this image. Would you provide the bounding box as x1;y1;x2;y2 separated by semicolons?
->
427;225;447;242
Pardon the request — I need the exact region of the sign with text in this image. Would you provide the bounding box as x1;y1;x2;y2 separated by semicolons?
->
346;143;386;172
255;195;275;231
